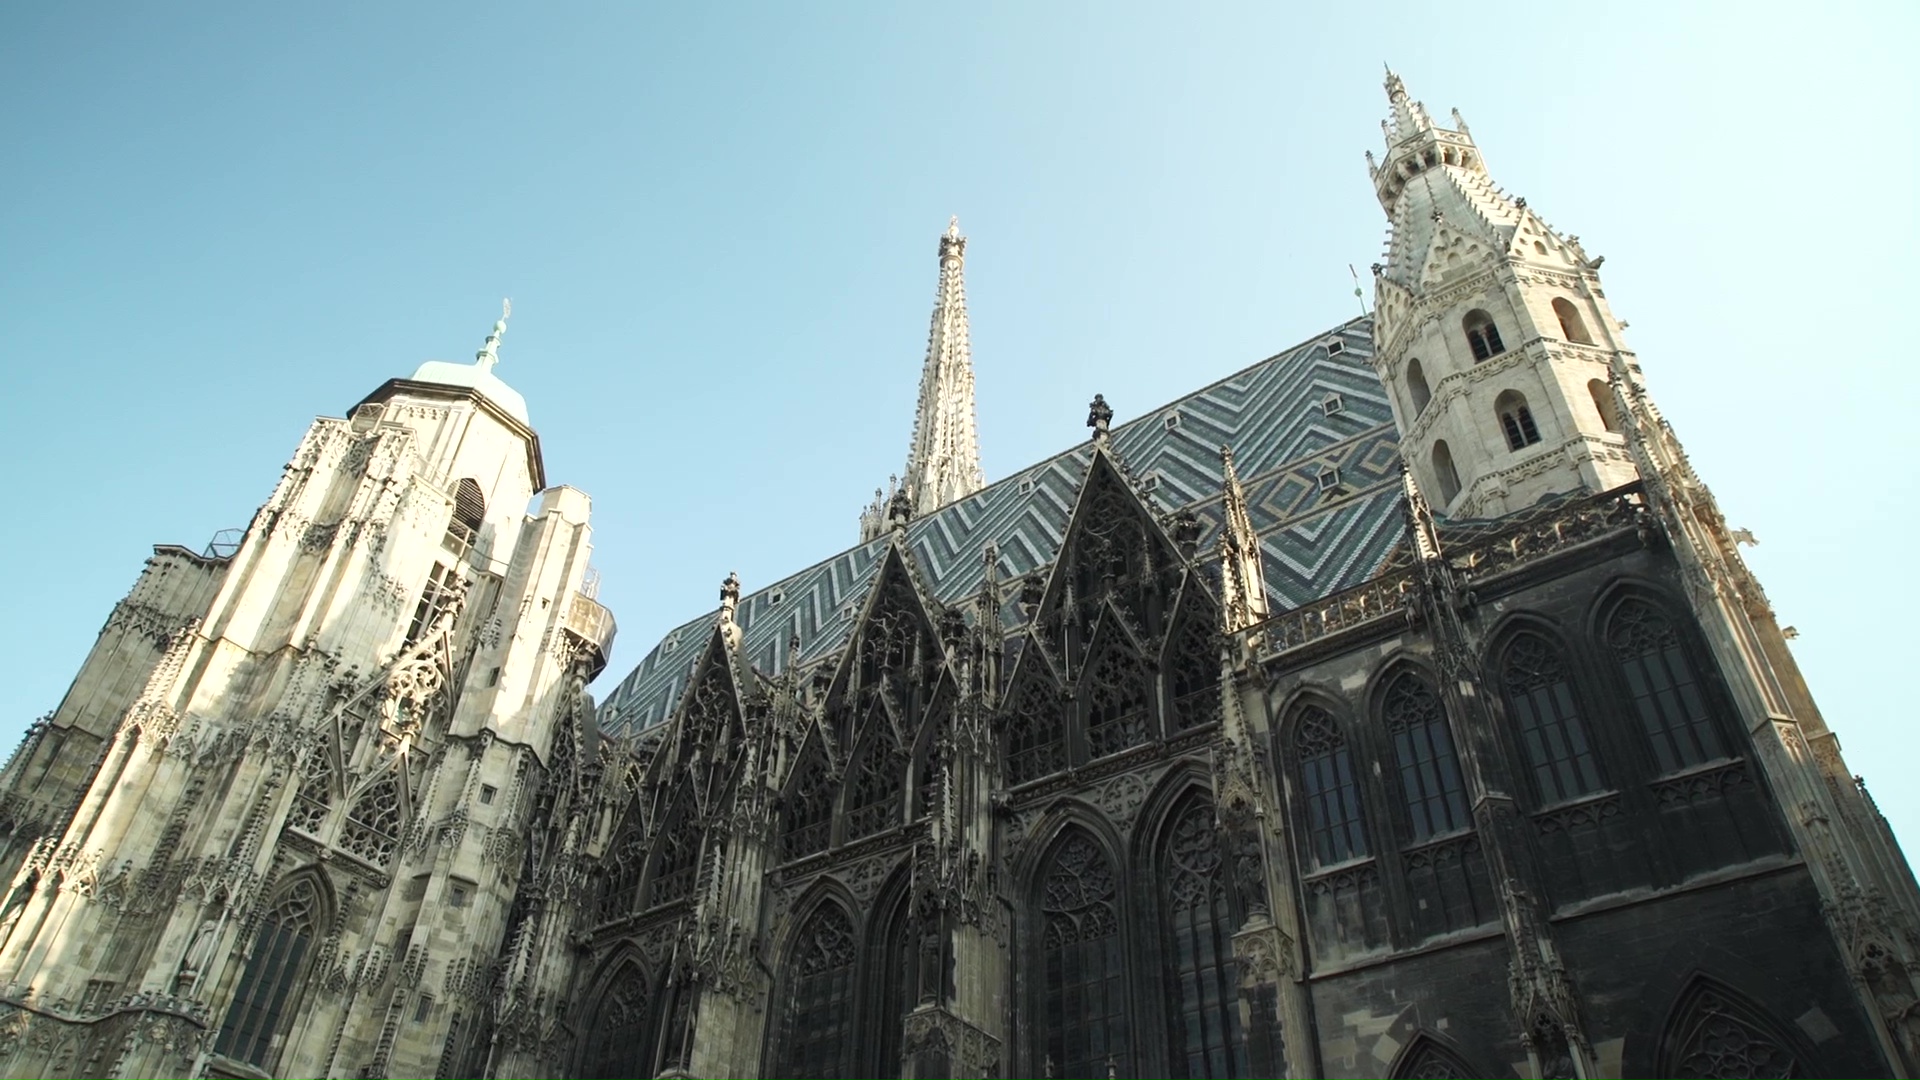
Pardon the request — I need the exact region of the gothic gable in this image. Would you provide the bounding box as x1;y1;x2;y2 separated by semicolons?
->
1030;452;1186;675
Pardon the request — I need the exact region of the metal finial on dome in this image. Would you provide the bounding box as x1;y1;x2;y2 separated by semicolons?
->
475;298;511;372
948;215;960;239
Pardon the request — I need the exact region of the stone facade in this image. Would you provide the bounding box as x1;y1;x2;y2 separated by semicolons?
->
0;74;1916;1080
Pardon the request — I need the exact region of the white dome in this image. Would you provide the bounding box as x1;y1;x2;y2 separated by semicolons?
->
409;359;531;425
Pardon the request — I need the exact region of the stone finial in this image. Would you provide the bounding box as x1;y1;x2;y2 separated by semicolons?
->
718;572;741;624
475;298;511;372
1087;394;1113;441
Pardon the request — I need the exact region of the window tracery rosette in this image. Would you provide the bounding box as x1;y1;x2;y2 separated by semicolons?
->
338;777;401;867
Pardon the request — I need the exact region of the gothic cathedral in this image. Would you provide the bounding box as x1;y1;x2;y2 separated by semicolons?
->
0;74;1915;1080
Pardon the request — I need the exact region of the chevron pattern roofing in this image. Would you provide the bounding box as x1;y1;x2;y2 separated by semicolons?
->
597;315;1407;735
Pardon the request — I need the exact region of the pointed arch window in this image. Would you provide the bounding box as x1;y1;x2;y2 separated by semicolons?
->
1463;310;1505;361
773;905;858;1079
287;751;334;835
339;776;401;867
446;477;487;551
1552;298;1594;345
1431;441;1462;504
1495;390;1542;451
1085;642;1151;758
1382;674;1469;840
1005;675;1067;785
1161;796;1245;1079
1608;601;1727;773
597;814;647;922
579;962;655;1080
1292;705;1369;867
1588;379;1623;433
1406;358;1433;417
1500;633;1604;804
215;875;327;1068
1660;980;1805;1078
781;753;835;861
847;733;904;839
871;890;917;1079
1039;833;1128;1079
1390;1035;1480;1079
646;810;699;909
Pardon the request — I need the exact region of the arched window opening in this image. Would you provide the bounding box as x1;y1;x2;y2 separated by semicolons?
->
646;811;699;908
1588;379;1623;433
579;963;654;1080
405;562;463;645
597;815;646;922
1039;833;1127;1079
1495;390;1543;451
1005;676;1067;785
773;905;858;1079
1406;358;1432;417
1659;980;1806;1079
1608;601;1727;773
1463;310;1505;361
1292;705;1369;867
1501;634;1604;804
847;734;904;839
1085;643;1151;758
339;777;401;867
448;478;486;551
1382;674;1469;840
1431;441;1462;504
1161;796;1246;1079
781;753;836;861
215;875;326;1068
287;751;333;835
1552;298;1594;345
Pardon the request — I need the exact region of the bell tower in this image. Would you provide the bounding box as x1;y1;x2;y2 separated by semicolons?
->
1368;69;1639;516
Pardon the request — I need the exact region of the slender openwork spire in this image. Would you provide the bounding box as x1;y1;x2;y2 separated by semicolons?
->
862;218;986;543
475;298;511;372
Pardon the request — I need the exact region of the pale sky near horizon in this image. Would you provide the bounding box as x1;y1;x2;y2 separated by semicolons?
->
3;4;1917;846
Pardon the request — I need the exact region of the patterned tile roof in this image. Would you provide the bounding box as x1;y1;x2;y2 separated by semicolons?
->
597;316;1408;736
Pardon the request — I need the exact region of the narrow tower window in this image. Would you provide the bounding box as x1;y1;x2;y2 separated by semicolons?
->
1406;358;1432;417
1588;379;1622;433
1495;390;1542;451
1463;310;1505;361
1160;794;1246;1079
1431;441;1462;504
1551;298;1594;345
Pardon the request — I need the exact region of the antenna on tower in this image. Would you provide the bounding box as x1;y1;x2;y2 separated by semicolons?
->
1349;264;1370;317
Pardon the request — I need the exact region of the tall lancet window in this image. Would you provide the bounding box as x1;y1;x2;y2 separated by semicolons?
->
1608;600;1727;773
216;875;327;1068
1501;633;1605;804
773;904;858;1078
1039;831;1129;1078
580;962;654;1080
1161;796;1245;1079
1382;673;1469;840
1292;705;1369;867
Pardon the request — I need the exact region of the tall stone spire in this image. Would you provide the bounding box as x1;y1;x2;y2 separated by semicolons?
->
862;218;986;543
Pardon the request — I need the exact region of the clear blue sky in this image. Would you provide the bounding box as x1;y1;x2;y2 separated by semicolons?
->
3;3;1916;845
